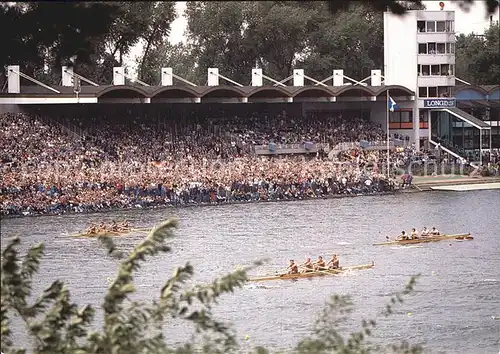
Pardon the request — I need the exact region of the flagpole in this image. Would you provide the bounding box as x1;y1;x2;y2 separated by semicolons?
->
386;90;390;178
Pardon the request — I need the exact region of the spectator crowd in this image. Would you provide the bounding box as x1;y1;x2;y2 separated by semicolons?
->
1;111;497;217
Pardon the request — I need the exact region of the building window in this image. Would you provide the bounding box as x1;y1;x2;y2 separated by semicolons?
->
431;65;441;75
428;87;438;97
419;112;429;129
438;86;454;97
389;110;413;129
436;21;446;32
419;87;428;98
417;21;426;32
419;42;456;55
422;65;430;75
401;111;412;123
440;64;454;76
445;20;454;33
426;21;436;32
428;42;436;54
438;87;448;97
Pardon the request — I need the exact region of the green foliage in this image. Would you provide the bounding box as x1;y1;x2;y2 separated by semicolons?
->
0;1;177;85
184;1;258;84
2;217;423;354
183;1;427;83
323;0;497;16
138;43;199;85
455;23;500;85
2;0;498;87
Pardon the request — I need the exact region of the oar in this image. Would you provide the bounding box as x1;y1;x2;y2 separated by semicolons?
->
274;267;290;274
131;227;152;232
313;267;344;276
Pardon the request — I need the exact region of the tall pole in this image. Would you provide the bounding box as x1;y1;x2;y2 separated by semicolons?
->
479;129;483;165
386;90;390;178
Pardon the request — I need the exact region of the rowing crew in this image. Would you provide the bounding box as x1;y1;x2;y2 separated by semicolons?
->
86;220;130;234
397;227;440;240
286;255;340;274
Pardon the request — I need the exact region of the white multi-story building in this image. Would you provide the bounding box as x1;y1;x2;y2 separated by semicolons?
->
384;8;491;157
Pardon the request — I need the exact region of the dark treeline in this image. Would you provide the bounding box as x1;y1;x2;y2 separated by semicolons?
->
0;1;498;88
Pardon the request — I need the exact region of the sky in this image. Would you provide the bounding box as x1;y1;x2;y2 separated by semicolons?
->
126;0;499;77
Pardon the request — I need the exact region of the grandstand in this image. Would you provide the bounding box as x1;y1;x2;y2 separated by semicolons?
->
1;7;499;216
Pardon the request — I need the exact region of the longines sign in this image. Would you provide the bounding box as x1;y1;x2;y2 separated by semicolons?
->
423;99;456;108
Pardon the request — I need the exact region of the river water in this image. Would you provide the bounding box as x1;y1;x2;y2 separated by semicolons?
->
2;190;500;354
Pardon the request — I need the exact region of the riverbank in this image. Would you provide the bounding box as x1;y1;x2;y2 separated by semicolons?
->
0;190;402;220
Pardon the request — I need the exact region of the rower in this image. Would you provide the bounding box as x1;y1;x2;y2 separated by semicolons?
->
97;222;106;232
421;227;430;237
110;220;119;232
300;257;314;273
287;260;298;274
410;228;418;239
430;227;440;236
327;254;340;269
397;231;409;240
313;256;326;271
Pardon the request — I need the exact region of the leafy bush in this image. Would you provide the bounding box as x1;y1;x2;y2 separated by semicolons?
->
1;218;421;354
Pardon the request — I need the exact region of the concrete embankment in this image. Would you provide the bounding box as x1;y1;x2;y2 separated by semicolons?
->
410;175;500;192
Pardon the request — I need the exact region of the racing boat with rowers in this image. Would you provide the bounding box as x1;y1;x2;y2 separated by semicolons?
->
248;255;373;282
65;220;150;238
373;226;473;246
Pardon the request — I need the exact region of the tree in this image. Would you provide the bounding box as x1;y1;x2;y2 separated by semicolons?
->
135;2;177;81
298;1;426;81
138;42;198;85
184;2;258;85
1;218;422;353
244;2;318;80
455;23;500;85
299;3;385;81
0;2;177;86
0;2;120;85
323;0;497;16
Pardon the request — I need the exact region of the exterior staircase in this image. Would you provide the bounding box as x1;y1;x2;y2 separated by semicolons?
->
428;139;479;169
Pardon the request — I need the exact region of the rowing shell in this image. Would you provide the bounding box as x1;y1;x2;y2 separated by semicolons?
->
248;262;374;282
63;228;151;238
372;233;473;246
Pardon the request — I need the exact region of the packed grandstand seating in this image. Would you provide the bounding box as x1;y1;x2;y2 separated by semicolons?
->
1;112;498;216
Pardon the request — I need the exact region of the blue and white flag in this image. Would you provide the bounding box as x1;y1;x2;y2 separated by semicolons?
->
388;96;397;112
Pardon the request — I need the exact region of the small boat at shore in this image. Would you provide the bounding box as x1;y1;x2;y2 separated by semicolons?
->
373;233;473;246
63;228;151;238
248;262;374;282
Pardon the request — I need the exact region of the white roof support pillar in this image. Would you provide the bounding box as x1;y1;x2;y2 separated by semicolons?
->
371;70;382;86
208;68;219;86
252;68;263;86
333;70;344;86
293;69;304;86
113;67;125;85
62;66;74;86
7;65;20;93
161;68;173;86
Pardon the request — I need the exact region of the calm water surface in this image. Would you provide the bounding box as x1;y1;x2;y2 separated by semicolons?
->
2;191;500;354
